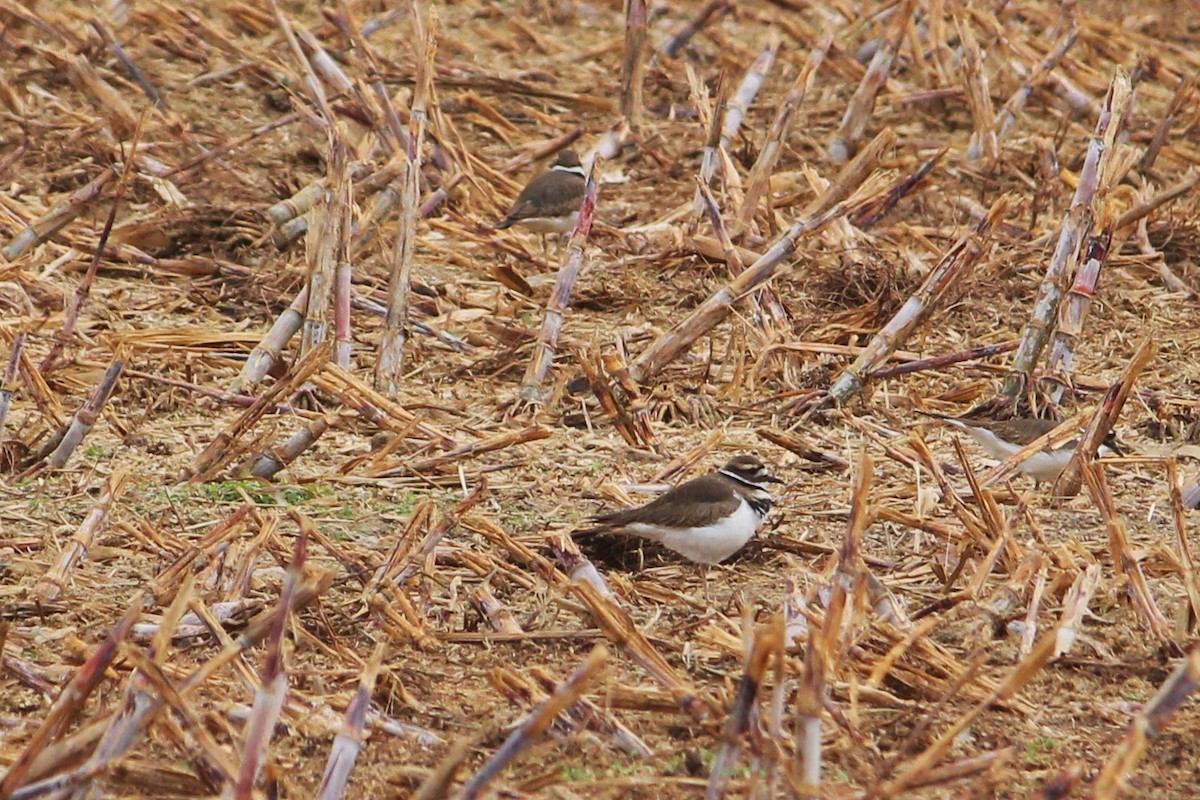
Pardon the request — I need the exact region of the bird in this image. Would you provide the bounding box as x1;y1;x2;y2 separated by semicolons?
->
576;454;783;564
916;410;1121;484
1183;477;1200;511
495;150;586;254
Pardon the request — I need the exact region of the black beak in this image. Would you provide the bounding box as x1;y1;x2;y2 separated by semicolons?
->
763;474;785;484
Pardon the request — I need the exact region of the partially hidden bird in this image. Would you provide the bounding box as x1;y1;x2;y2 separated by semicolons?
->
917;410;1121;483
495;149;587;253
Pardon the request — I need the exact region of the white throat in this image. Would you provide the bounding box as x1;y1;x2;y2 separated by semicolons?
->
552;164;586;178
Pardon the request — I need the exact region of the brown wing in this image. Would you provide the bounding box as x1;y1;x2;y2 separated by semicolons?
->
923;412;1060;445
586;474;742;531
920;411;1123;454
974;417;1123;454
499;172;586;226
985;418;1060;444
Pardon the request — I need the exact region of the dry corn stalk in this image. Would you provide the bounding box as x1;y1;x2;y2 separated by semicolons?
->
1003;71;1132;398
1092;645;1200;799
313;644;385;800
575;346;640;447
828;0;913;162
695;179;787;332
0;332;24;444
690;67;731;219
0;167;115;262
994;22;1078;147
1053;564;1101;657
0;593;145;798
1053;338;1153;498
41;111;146;374
35;470;128;603
874;631;1058;795
1184;477;1200;511
719;35;780;159
228;536;305;799
1042;207;1116;402
955;12;997;162
12;571;334;798
1167;460;1200;634
651;0;729;64
333;166;354;370
375;6;438;397
300;132;348;360
527;666;651;756
245;415;333;480
411;728;494;800
267;160;401;243
545;531;616;599
706;617;781;800
374;426;549;477
602;350;658;450
1139;71;1196;173
736;34;830;235
794;621;827;796
828;196;1008;403
189;343;331;482
387;484;487;587
311;362;456;448
230;287;308;394
1117;171;1200;232
583;118;629;172
459;646;608;800
170;112;302;180
469;585;523;635
44;360;125;470
619;0;647;130
518;157;602;403
1081;464;1172;642
570;580;711;719
634;130;894;383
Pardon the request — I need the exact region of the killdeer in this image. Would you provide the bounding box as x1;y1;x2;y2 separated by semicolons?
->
577;454;783;564
496;150;586;252
917;410;1121;484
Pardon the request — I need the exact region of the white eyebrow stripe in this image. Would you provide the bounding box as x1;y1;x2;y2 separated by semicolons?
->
719;468;771;490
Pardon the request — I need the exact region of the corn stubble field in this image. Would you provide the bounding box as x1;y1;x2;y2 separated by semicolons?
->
2;0;1200;797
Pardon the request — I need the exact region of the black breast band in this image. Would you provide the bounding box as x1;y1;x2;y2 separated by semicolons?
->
746;496;773;517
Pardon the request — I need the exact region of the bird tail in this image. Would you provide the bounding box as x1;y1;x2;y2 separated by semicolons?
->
572;514;617;538
572;528;607;542
914;409;957;422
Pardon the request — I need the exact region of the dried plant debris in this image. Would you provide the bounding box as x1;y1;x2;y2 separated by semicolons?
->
3;1;1200;798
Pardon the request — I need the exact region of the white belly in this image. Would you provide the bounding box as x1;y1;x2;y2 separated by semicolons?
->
963;426;1112;483
1017;450;1075;483
626;500;762;564
515;212;578;234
